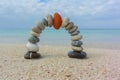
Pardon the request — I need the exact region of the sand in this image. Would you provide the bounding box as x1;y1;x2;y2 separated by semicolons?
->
0;44;120;80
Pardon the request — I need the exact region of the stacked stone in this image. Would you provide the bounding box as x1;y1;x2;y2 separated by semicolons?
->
61;18;87;58
24;12;86;59
24;14;53;59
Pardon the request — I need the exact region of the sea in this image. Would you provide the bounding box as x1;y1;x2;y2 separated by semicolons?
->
0;27;120;49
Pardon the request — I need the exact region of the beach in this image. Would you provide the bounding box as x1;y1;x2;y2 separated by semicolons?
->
0;44;120;80
1;0;120;79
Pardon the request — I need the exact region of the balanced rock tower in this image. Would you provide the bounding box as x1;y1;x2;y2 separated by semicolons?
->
24;12;87;59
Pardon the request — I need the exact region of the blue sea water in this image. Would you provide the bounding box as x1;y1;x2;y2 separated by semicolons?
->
0;28;120;48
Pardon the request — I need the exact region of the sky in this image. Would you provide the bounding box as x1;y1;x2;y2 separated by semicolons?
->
0;0;120;29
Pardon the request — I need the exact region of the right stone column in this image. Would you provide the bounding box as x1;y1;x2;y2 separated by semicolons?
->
61;18;87;59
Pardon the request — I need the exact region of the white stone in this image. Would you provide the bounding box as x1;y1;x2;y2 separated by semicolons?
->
31;31;40;37
71;46;83;51
26;42;39;52
61;17;70;28
71;34;82;41
46;14;53;27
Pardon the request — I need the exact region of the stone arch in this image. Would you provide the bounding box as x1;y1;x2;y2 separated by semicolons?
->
24;12;87;59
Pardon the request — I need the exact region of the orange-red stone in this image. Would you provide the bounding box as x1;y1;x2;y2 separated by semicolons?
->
53;12;62;30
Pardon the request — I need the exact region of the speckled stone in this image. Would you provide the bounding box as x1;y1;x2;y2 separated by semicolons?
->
68;51;87;59
71;40;83;47
32;27;42;33
31;31;40;37
65;22;74;30
36;21;45;30
26;42;39;52
70;30;80;36
61;17;70;28
28;36;40;44
24;51;41;59
71;34;82;41
46;14;53;27
71;46;83;51
42;18;48;26
69;25;78;33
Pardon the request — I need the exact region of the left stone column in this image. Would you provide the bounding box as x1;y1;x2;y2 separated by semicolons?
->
24;17;49;59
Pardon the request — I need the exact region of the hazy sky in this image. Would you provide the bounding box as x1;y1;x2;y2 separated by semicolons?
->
0;0;120;29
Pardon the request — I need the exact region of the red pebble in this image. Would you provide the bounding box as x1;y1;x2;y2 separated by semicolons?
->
53;12;62;30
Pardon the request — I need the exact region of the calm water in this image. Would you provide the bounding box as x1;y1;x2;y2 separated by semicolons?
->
0;28;120;48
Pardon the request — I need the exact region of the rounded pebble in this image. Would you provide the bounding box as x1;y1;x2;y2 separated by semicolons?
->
70;30;80;36
71;34;82;41
71;40;83;47
24;51;41;59
28;36;40;44
68;51;87;59
69;25;78;33
53;12;62;30
47;14;53;27
61;17;70;28
36;21;45;30
71;46;83;51
31;31;40;37
32;27;42;33
42;18;48;26
65;22;74;30
26;42;39;52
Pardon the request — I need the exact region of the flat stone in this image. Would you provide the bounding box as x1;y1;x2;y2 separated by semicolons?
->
71;40;83;47
31;31;40;37
26;42;39;52
61;17;70;28
71;34;82;41
28;36;40;44
65;22;74;30
70;30;80;36
46;14;53;27
71;46;83;51
36;21;45;30
68;51;87;59
32;27;42;33
24;51;41;59
42;18;48;26
69;25;78;33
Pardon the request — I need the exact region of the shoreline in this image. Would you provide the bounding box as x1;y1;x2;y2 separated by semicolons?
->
0;42;120;50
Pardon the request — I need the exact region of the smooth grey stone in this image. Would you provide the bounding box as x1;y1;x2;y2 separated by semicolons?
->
61;17;70;28
42;18;48;26
71;46;83;51
65;22;74;30
32;27;42;33
71;34;82;41
70;30;80;36
31;31;40;37
46;14;53;27
71;41;83;47
28;36;40;44
36;21;45;30
68;51;87;59
69;26;78;33
24;51;41;59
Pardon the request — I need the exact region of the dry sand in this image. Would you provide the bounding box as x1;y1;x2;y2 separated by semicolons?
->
0;44;120;80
